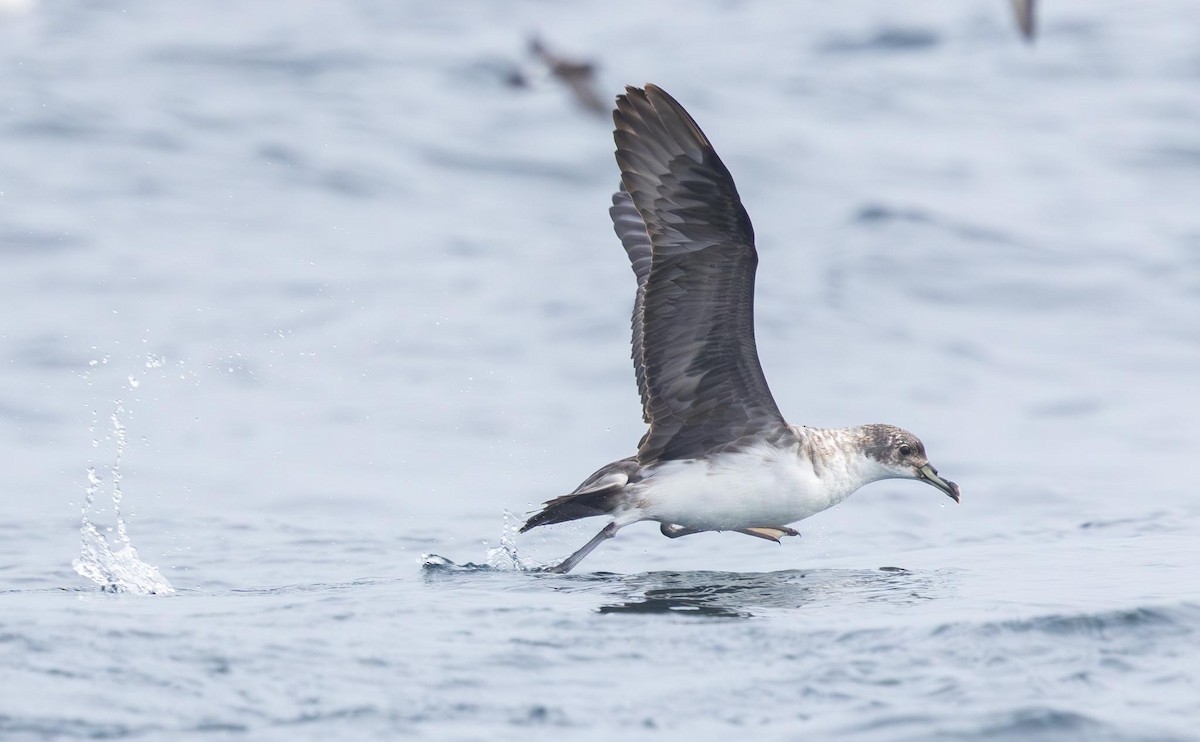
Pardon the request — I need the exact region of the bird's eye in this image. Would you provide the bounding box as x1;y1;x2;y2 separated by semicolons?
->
898;444;913;457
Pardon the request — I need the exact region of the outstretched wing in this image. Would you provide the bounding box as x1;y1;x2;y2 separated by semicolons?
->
613;85;788;462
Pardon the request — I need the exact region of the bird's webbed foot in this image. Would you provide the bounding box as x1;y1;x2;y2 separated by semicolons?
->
736;526;800;544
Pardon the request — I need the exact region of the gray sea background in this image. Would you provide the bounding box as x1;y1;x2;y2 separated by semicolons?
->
2;0;1198;739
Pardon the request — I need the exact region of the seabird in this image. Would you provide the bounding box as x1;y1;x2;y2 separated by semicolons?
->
521;85;960;574
528;36;607;117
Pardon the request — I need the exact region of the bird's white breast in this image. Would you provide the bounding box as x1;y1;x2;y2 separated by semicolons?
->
633;440;861;530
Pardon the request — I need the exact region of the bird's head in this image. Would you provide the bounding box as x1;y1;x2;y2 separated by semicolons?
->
858;424;960;503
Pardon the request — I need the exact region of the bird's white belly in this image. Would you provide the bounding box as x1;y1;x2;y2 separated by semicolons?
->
634;446;856;530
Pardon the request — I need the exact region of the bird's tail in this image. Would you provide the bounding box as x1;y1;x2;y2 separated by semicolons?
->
519;489;621;532
520;457;638;533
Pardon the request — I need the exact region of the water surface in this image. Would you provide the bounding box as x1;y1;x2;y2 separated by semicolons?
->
1;0;1198;738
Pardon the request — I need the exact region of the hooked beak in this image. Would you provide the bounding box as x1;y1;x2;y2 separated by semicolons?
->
918;463;960;503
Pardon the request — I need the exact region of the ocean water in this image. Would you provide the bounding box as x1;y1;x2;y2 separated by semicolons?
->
2;0;1199;739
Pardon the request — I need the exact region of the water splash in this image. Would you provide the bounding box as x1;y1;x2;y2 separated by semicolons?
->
485;510;541;570
423;512;545;572
71;394;174;595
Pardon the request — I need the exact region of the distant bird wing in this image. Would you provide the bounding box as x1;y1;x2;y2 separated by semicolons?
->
1010;0;1036;41
613;84;789;463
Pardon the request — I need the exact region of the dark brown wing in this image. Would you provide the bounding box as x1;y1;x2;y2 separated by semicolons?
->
613;85;788;462
609;188;653;423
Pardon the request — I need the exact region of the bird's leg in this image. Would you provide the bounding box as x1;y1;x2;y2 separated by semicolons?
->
544;521;621;574
660;523;703;539
736;526;800;543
